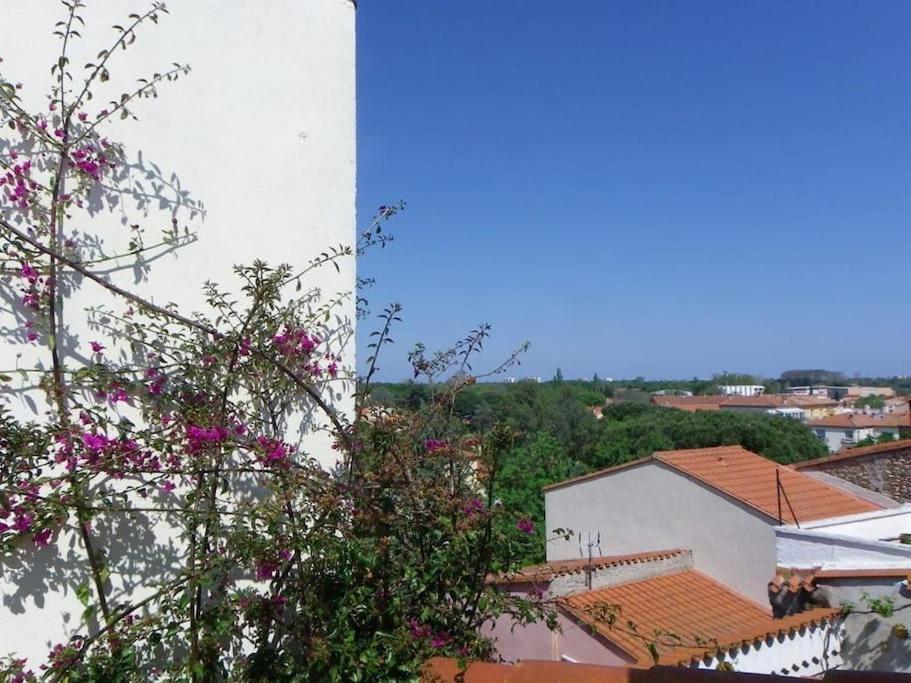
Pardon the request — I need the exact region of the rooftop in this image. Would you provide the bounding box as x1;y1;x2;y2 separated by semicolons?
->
545;445;882;524
722;395;838;409
807;413;911;429
423;658;911;682
560;569;841;667
487;549;687;586
793;438;911;469
650;394;839;412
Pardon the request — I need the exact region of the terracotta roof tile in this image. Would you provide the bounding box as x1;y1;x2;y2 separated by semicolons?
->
560;570;841;667
793;438;911;469
487;549;687;585
651;396;724;412
722;395;838;409
652;446;881;523
807;413;911;429
423;659;911;682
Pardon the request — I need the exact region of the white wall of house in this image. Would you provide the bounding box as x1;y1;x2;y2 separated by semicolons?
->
795;506;911;541
696;619;845;677
813;426;900;452
776;531;911;572
814;579;911;673
0;0;356;664
545;462;778;604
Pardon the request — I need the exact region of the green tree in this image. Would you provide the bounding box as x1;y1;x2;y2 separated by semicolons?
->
495;433;587;564
853;395;886;410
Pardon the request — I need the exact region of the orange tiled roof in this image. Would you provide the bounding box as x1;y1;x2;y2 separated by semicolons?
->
807;413;910;429
652;446;881;523
561;570;841;667
545;446;884;522
723;395;838;409
793;438;911;469
423;658;911;682
487;549;686;585
651;396;725;412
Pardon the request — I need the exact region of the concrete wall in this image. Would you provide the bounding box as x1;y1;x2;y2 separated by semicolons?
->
800;446;911;502
813;427;900;453
697;619;845;677
814;579;911;673
0;0;357;451
484;608;633;667
797;506;911;540
776;528;911;572
0;0;356;664
545;462;778;604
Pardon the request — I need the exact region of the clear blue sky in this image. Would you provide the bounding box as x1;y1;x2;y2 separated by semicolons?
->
356;1;911;382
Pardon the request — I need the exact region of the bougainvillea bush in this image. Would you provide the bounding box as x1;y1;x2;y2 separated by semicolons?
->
0;3;551;681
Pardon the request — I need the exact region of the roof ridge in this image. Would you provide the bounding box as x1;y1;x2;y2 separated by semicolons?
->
653;446;882;523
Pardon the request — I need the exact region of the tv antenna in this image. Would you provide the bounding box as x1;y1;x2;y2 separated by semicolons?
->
579;531;602;590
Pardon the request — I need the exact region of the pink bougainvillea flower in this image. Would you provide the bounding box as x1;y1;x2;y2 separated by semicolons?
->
89;341;104;354
33;528;53;547
516;517;535;535
423;438;446;453
407;618;430;639
431;632;451;649
255;561;278;581
12;513;34;533
463;497;486;517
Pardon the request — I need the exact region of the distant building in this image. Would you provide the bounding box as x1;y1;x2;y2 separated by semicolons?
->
806;413;910;453
845;386;897;400
721;395;838;421
718;384;766;397
651;395;725;412
766;407;806;422
785;386;851;400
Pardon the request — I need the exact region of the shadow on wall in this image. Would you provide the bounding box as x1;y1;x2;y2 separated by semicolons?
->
840;583;911;673
0;139;204;415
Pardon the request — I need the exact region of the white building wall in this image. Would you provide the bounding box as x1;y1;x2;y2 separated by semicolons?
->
697;619;845;677
0;0;356;664
814;426;900;452
545;462;778;604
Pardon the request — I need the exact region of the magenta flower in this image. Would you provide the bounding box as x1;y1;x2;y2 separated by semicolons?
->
407;618;430;639
12;513;33;533
89;341;104;354
431;632;451;649
516;518;535;535
33;528;53;547
463;497;486;517
255;561;278;581
423;438;446;453
160;480;176;494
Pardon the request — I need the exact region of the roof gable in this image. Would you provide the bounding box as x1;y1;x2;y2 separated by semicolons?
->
654;446;881;523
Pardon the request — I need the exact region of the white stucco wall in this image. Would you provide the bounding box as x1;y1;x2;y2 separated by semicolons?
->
0;0;356;664
0;0;357;449
697;619;845;677
776;508;911;572
814;426;900;453
545;462;778;604
797;506;911;540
